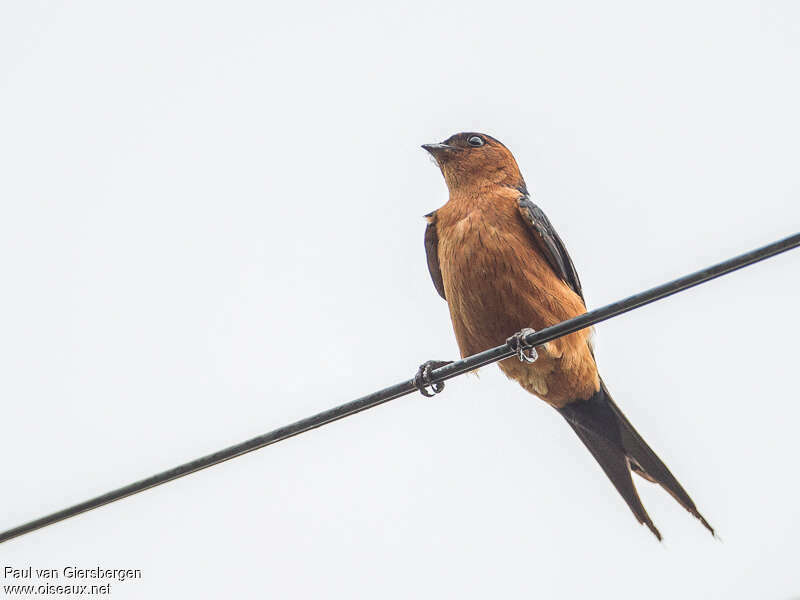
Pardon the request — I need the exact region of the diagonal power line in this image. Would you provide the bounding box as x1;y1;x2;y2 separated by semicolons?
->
2;232;800;544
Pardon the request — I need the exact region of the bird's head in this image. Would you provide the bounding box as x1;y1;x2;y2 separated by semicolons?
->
422;132;525;193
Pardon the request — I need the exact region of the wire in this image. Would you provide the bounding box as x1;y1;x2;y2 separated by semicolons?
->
2;231;799;544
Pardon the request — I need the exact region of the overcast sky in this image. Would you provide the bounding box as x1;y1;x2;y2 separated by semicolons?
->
2;2;800;598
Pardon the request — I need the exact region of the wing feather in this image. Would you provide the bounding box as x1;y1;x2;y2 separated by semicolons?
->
424;211;446;300
517;195;584;302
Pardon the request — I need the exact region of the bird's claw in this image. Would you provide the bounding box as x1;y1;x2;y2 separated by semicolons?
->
413;360;452;397
506;328;539;363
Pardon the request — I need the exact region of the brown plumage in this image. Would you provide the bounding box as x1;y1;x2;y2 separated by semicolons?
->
422;132;713;540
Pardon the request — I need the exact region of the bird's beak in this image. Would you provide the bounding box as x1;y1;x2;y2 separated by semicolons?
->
422;143;458;166
421;143;455;155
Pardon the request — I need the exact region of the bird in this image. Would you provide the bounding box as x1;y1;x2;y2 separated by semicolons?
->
418;131;713;540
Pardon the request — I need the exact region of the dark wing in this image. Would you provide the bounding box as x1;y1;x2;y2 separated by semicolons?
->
517;195;584;301
424;211;446;300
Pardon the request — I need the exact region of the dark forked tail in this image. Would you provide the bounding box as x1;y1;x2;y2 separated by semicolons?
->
557;381;713;540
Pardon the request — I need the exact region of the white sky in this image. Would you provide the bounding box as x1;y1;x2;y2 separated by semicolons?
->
2;1;800;598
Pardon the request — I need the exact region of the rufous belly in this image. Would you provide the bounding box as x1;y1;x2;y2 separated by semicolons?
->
437;207;599;408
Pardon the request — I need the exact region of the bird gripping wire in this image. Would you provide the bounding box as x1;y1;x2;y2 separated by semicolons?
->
1;231;799;544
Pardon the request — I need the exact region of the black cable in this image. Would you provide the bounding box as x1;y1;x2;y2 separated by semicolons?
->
2;232;799;544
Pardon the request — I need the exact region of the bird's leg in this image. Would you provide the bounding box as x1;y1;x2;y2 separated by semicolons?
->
506;328;539;363
413;360;453;397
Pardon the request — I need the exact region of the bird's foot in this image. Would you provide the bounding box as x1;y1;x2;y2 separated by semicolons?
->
506;328;539;363
413;360;452;397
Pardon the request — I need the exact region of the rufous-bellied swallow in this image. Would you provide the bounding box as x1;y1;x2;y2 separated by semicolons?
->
418;131;713;540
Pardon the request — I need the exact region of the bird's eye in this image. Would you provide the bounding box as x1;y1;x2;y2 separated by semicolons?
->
467;136;484;147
